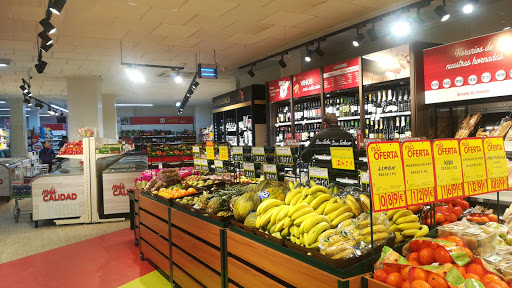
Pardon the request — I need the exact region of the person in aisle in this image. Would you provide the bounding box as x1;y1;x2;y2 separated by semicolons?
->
300;113;355;165
57;136;68;150
39;141;55;173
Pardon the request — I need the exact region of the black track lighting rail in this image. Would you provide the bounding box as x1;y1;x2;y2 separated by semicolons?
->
238;0;433;70
120;62;185;71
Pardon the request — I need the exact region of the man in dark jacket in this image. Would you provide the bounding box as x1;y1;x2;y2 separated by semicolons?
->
300;113;355;165
39;141;55;173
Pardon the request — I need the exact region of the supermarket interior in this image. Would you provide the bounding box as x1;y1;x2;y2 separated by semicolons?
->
1;0;512;287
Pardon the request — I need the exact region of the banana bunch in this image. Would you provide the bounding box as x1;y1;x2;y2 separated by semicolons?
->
337;194;362;217
387;209;429;244
359;193;371;213
353;224;389;244
318;231;358;260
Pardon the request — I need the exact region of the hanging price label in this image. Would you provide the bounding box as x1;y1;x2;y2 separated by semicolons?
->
433;139;464;201
252;147;266;163
276;147;294;165
193;146;200;159
200;159;209;172
460;138;488;196
402;140;436;205
263;164;278;181
193;158;202;172
367;141;407;212
233;147;244;162
206;146;215;160
360;171;370;184
219;146;229;161
330;147;355;170
483;137;509;193
214;160;224;174
308;167;329;187
243;162;256;178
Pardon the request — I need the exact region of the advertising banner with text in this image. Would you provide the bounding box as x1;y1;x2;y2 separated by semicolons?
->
269;76;291;103
292;68;322;98
323;58;360;93
424;30;512;104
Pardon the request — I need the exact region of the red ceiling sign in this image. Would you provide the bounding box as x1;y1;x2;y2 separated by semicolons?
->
129;117;193;125
424;30;512;104
323;58;360;93
268;76;291;103
292;68;322;98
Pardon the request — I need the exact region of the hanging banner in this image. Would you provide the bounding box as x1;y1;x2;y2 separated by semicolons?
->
323;58;360;93
401;140;436;206
308;167;329;187
206;146;215;160
269;76;291;103
262;164;278;181
424;30;512;104
330;147;355;170
367;141;406;212
243;162;255;178
483;137;509;193
460;138;488;196
219;146;229;161
432;139;464;201
214;160;224;174
232;147;244;162
276;147;294;165
292;68;322;98
252;147;266;163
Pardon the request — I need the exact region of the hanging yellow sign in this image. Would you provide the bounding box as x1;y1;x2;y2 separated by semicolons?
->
483;137;509;193
401;140;436;205
206;146;215;160
330;147;355;170
460;138;488;196
432;139;464;201
219;146;229;161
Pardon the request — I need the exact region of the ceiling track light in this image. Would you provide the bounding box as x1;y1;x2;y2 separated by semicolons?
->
35;60;48;74
20;85;28;93
391;14;411;37
23;97;31;105
352;29;366;47
314;43;324;56
278;55;287;68
0;59;11;67
191;80;199;90
174;70;183;84
409;8;425;26
247;67;255;78
38;31;53;45
304;47;314;62
367;24;378;42
39;18;56;34
40;42;53;53
49;0;67;15
463;0;478;14
435;0;450;22
175;101;181;107
125;66;145;83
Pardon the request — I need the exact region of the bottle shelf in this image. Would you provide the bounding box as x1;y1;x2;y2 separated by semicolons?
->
365;111;411;119
337;116;361;121
274;122;292;127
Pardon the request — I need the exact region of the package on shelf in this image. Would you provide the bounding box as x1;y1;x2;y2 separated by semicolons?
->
78;127;95;137
438;219;498;258
58;140;83;155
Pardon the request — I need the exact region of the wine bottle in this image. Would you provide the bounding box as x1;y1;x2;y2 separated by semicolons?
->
352;95;359;116
350;120;355;135
394;116;400;139
398;90;404;112
383;118;389;140
365;120;370;138
381;90;387;114
368;94;373;115
369;120;375;139
400;116;406;138
405;116;412;137
390;89;398;113
376;91;382;115
379;118;384;138
405;89;411;112
388;118;394;140
364;94;369;115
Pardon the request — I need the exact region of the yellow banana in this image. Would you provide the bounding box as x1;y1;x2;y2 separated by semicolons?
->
395;232;404;244
290;206;315;221
277;205;291;221
364;232;389;243
294;211;317;226
395;215;419;225
387;209;401;220
302;215;332;233
281;226;290;237
274;218;286;232
397;222;421;231
361;225;387;235
283;217;292;228
341;219;354;228
269;223;277;234
290;193;303;206
257;199;283;216
331;249;355;260
306;222;331;245
345;195;361;216
272;232;283;239
401;229;421;237
392;210;413;222
358;220;371;228
310;194;332;210
288;203;310;218
327;208;351;221
256;206;279;229
288;181;295;191
305;242;319;249
309;180;317;187
270;205;288;227
317;229;337;241
324;203;350;215
315;201;329;215
388;224;398;232
414;225;429;238
307;185;330;195
285;188;302;205
360;194;371;212
331;212;354;227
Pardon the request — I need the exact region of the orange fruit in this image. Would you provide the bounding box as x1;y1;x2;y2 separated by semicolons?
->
454;264;466;276
487;281;510;288
402;281;411;288
465;273;481;281
507;278;512;288
435;213;445;223
461;247;474;260
427;273;448;288
374;269;388;283
409;268;428;282
409;241;422;252
472;217;482;222
446;236;465;247
384;263;401;274
411;280;432;288
452;206;463;218
408;252;420;263
444;213;457;222
466;263;486;279
419;248;436;265
401;266;413;281
408;260;421;267
387;272;405;288
435;247;453;264
489;214;499;222
480;217;490;223
483;274;505;286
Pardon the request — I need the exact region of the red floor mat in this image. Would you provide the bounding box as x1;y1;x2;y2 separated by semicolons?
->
0;228;154;288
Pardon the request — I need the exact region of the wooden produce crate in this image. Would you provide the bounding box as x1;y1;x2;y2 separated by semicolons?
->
170;205;230;288
362;276;394;288
227;226;372;288
131;189;141;246
138;194;171;278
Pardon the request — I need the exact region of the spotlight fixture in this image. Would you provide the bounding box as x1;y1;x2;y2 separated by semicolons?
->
39;18;56;34
191;80;199;90
23;97;31;105
186;89;193;97
247;67;255;78
409;8;425;26
125;66;145;83
60;111;64;117
0;59;11;67
38;31;53;45
367;24;378;42
20;85;29;93
175;101;181;107
434;0;450;22
278;56;287;68
27;91;33;96
391;17;411;37
34;102;44;109
314;43;324;56
463;0;478;14
174;71;183;84
304;48;314;62
40;42;53;53
35;60;48;74
178;108;183;114
48;106;54;115
353;29;366;47
49;0;67;15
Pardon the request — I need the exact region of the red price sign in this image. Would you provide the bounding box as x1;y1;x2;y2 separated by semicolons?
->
375;191;407;211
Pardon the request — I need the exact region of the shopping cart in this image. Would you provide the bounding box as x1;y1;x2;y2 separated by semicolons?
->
12;164;48;223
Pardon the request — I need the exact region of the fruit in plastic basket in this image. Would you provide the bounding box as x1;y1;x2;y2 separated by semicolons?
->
386;272;404;288
419;248;435;265
410;280;431;288
466;263;486;279
435;247;453;264
374;269;388;282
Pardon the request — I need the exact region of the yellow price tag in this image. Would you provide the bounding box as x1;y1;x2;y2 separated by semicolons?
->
402;140;436;205
460;138;488;196
483;137;509;192
206;146;214;160
330;147;355;170
433;139;464;201
219;146;229;161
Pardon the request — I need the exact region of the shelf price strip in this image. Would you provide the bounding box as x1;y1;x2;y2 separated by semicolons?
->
432;139;464;201
192;146;200;159
263;164;278;181
219;146;229;161
214;160;224;174
483;137;509;193
276;147;293;165
330;147;355;170
243;162;256;178
193;159;202;172
252;147;266;163
232;147;244;162
401;140;436;206
206;146;215;160
308;167;329;187
200;159;209;173
367;141;406;212
460;138;488;197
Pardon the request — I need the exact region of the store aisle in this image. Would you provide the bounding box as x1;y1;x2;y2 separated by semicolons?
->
0;228;166;288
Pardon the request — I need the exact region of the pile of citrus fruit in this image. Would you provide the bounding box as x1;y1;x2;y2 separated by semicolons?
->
157;187;197;199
